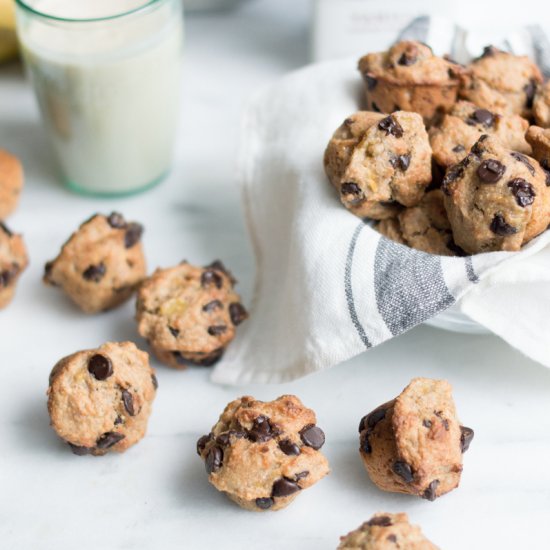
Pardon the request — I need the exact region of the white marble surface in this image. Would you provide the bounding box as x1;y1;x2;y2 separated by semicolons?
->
1;2;550;548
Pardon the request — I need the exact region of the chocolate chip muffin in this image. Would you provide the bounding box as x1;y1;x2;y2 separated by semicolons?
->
443;135;550;253
526;126;550;180
339;112;432;220
338;513;439;550
196;395;329;511
533;81;550;128
0;149;24;219
429;100;530;168
47;341;158;456
136;260;247;369
359;378;473;501
358;41;464;124
0;222;28;309
396;189;463;256
44;212;146;313
459;46;542;117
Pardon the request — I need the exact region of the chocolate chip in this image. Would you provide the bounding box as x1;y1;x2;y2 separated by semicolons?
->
201;269;223;289
524;79;536;109
371;102;381;113
208;325;227;336
452;144;465;153
490;214;518;236
467;109;495;127
359;407;386;433
299;425;325;450
216;430;246;447
205;446;223;474
122;389;135;416
364;74;378;90
442;164;465;195
68;443;92;456
294;471;309;480
378;115;404;138
248;415;277;442
151;374;158;390
422;479;440;501
476;159;506;183
255;497;274;510
271;478;301;497
172;348;224;367
107;212;126;229
392;461;414;483
387;535;397;543
423;419;432;428
96;432;125;449
0;221;13;237
82;262;106;282
397;52;416;66
169;326;179;338
367;516;393;527
471;135;489;156
114;415;123;425
510;152;535;175
202;300;223;312
480;45;498;58
229;303;248;326
360;431;372;454
341;182;362;196
0;264;18;287
460;426;475;453
508;178;536;207
279;439;300;456
124;223;143;248
87;354;113;381
196;433;213;455
390;154;411;171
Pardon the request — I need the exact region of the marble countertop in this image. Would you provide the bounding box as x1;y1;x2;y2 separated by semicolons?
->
1;2;550;548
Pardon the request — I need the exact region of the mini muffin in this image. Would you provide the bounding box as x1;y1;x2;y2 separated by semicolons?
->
429;100;530;168
0;221;28;309
459;46;542;117
338;111;432;220
358;41;465;124
136;260;247;369
196;395;329;511
359;378;474;501
0;149;24;219
44;212;146;313
443;135;550;253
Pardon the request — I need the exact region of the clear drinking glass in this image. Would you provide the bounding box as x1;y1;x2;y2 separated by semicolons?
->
15;0;183;196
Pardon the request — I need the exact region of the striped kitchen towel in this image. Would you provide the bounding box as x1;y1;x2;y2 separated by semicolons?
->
211;26;550;384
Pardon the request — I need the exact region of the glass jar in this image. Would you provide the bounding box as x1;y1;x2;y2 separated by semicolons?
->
15;0;184;196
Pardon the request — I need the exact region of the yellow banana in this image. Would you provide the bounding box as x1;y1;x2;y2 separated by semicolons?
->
0;0;18;63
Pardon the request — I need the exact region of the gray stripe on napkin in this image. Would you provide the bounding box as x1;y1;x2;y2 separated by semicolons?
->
345;221;371;348
465;256;479;283
374;239;454;335
397;16;430;44
527;25;550;78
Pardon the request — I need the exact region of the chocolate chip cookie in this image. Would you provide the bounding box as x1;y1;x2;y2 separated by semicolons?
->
0;222;28;309
136;260;247;369
47;341;158;456
338;513;439;549
443;135;550;253
196;395;329;511
0;149;24;220
359;378;473;501
526;126;550;180
429;100;530;168
44;212;146;313
533;81;550;128
358;41;464;124
339;112;432;220
459;46;542;117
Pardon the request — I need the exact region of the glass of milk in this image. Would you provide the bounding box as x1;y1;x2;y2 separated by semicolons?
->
15;0;183;195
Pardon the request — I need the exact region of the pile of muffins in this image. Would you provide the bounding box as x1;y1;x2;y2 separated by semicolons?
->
324;41;550;256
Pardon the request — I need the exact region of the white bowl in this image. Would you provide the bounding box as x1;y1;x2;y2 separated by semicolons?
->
424;303;491;335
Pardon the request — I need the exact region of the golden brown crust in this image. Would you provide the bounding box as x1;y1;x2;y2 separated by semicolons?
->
0;149;24;219
44;213;146;313
197;395;330;511
47;341;157;456
0;222;28;309
526;125;550;171
533;81;550;128
136;261;246;369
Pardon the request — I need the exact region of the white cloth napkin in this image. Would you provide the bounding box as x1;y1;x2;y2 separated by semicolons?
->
211;24;550;385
